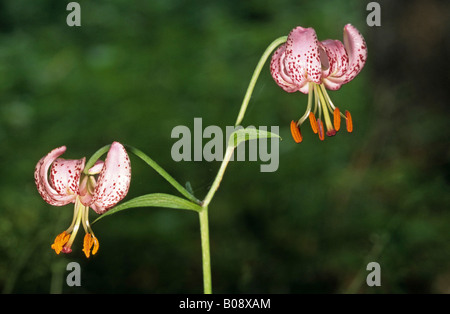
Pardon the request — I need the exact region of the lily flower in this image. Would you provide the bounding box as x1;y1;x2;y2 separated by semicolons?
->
34;141;131;257
270;24;367;142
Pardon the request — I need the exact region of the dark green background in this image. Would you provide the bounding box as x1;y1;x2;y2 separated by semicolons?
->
1;0;449;293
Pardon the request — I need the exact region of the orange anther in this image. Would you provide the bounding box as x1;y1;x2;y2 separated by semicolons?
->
317;119;325;141
309;112;318;134
290;120;303;143
83;233;99;258
51;231;70;255
345;110;353;133
333;107;341;131
92;236;99;255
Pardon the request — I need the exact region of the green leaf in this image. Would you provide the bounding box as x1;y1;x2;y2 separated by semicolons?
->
125;145;201;204
228;127;281;148
92;193;202;224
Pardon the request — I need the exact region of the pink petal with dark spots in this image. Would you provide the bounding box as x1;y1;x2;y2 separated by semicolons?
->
34;146;81;206
50;157;85;196
285;27;322;86
270;44;298;93
91;142;131;214
321;24;367;89
270;26;322;94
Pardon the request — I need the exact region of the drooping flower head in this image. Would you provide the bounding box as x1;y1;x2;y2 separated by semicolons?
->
270;24;367;142
35;141;131;257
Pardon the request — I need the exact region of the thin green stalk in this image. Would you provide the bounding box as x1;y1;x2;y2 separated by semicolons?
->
198;37;286;294
204;35;286;207
202;145;235;208
234;35;287;127
198;146;234;294
199;207;212;294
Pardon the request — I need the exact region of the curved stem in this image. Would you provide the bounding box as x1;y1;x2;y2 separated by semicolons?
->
199;207;212;294
197;37;286;294
234;36;287;127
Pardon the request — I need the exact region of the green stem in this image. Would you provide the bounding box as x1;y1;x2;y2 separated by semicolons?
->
197;36;286;294
198;146;233;294
234;35;287;127
198;207;212;294
202;145;235;208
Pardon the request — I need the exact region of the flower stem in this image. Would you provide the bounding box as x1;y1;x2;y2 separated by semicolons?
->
202;145;235;208
198;36;286;294
234;35;287;127
198;206;212;294
204;36;286;207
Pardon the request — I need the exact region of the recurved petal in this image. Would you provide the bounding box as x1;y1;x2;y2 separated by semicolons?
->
270;44;299;93
284;27;322;86
321;24;367;89
320;39;348;80
91;142;131;214
34;146;79;206
342;24;367;84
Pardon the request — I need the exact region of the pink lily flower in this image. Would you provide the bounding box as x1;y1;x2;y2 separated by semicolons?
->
270;24;367;142
34;141;131;258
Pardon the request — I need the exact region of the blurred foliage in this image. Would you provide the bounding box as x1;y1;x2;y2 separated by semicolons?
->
0;0;449;293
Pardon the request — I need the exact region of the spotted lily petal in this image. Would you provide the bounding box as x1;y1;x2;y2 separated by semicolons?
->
321;24;367;90
343;24;367;81
270;45;298;93
271;27;322;94
285;27;322;89
50;157;85;197
91;142;131;214
35;146;82;206
319;39;348;90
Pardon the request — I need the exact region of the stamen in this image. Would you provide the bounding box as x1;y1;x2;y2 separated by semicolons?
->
333;107;341;131
92;235;99;255
317;119;325;141
345;110;353;133
298;84;314;125
59;197;84;255
83;234;93;258
51;231;70;254
290;120;303;143
320;84;337;111
309;112;318;134
316;85;335;136
82;233;99;258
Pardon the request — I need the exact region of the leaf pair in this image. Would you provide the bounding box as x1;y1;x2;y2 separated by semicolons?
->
90;127;281;224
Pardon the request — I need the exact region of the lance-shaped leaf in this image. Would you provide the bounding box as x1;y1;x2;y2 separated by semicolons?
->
126;145;201;204
84;144;200;205
227;127;281;148
92;193;203;224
